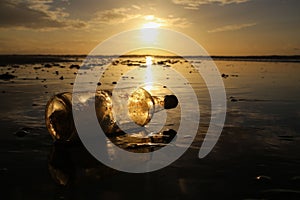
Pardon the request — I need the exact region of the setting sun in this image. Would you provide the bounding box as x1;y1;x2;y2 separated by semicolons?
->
142;15;162;29
142;22;162;29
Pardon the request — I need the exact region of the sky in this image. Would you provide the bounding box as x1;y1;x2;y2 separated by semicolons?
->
0;0;299;55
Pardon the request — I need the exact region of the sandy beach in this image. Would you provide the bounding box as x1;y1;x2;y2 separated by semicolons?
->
0;55;300;199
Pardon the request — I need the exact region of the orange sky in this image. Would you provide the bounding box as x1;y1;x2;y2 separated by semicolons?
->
0;0;299;55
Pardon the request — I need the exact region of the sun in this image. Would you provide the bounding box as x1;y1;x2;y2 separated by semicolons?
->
141;15;163;29
142;22;162;29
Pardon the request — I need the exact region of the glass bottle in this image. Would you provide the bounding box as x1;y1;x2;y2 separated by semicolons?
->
45;88;178;142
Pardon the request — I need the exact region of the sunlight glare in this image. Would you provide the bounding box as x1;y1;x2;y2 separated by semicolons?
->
144;56;154;91
146;56;153;66
142;22;161;29
140;28;159;44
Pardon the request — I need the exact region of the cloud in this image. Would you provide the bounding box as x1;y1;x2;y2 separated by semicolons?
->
92;7;190;28
131;5;141;10
0;1;191;31
159;16;191;28
141;15;191;28
0;0;87;30
207;23;256;33
173;0;250;10
92;7;141;25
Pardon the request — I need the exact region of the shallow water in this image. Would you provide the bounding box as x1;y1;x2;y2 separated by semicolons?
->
0;56;300;199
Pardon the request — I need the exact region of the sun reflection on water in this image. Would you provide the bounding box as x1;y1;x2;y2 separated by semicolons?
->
144;56;154;91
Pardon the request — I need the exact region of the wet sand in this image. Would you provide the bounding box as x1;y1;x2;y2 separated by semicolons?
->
0;55;300;199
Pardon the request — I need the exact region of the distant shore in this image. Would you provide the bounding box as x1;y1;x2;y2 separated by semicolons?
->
0;54;300;65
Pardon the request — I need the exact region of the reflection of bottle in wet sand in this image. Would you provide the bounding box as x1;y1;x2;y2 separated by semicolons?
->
45;88;178;142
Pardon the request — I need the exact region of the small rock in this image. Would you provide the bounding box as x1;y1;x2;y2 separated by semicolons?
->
69;64;80;69
256;175;272;181
15;127;31;137
221;73;229;78
255;175;272;185
55;71;59;75
112;81;117;84
59;76;64;80
33;66;41;70
44;64;52;68
230;98;238;102
0;72;16;80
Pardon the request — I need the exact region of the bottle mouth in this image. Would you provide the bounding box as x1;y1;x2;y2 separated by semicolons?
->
164;95;178;109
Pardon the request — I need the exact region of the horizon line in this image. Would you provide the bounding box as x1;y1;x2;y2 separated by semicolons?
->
0;54;300;57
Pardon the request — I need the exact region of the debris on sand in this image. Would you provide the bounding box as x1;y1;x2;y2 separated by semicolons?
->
33;66;41;70
221;73;229;78
229;96;238;102
0;72;16;80
44;64;52;68
69;64;80;69
14;127;31;137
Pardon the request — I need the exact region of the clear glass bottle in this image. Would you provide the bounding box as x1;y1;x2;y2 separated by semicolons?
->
45;88;178;142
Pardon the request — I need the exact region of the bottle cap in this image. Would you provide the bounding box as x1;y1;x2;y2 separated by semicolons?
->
164;95;178;109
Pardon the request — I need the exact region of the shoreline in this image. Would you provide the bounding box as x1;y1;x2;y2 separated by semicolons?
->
0;54;300;65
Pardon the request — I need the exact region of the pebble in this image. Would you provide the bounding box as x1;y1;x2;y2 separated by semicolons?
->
221;73;229;78
231;98;238;102
14;127;31;137
33;66;41;70
69;64;80;69
44;64;52;68
0;72;16;80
